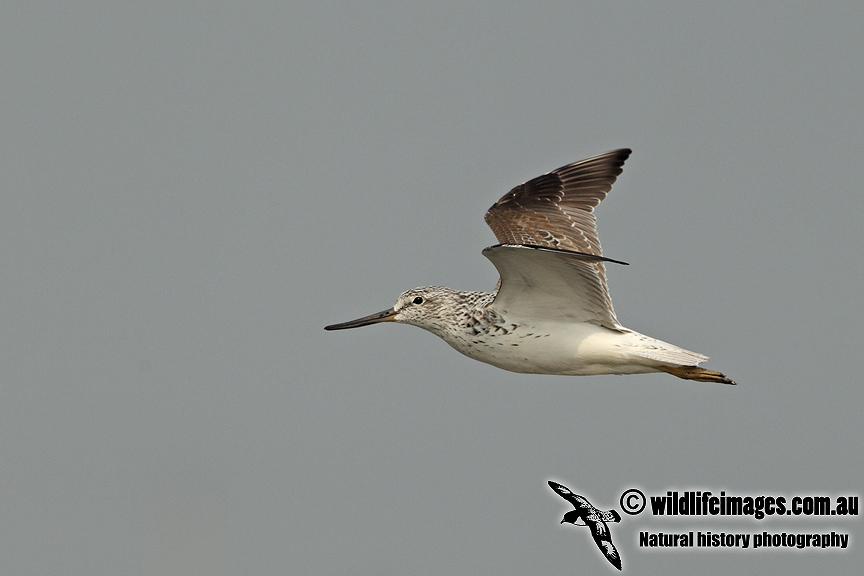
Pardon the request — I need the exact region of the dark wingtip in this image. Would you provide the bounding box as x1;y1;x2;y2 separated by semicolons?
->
614;148;632;160
607;148;632;170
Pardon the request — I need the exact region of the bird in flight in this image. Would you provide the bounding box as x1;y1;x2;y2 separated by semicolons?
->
325;149;734;384
548;480;622;571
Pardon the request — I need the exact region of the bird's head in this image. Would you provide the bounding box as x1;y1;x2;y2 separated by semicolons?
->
324;286;463;335
561;510;586;526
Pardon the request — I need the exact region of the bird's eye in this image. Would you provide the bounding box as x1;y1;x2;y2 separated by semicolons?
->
413;296;423;305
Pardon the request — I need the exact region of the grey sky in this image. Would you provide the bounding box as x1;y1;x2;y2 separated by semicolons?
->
1;2;861;574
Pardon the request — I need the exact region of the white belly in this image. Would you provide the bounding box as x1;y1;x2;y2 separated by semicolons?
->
438;320;664;376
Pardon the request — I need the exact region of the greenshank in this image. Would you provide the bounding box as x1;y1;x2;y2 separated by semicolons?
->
325;149;734;384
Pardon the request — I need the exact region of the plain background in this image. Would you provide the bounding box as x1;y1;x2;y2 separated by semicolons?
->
2;2;862;574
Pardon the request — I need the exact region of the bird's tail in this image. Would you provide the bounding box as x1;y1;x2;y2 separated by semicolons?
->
661;365;736;385
625;333;735;384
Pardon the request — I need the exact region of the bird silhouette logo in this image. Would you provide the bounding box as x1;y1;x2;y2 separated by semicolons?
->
548;481;623;570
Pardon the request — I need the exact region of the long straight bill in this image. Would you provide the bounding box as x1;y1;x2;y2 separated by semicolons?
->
324;308;397;330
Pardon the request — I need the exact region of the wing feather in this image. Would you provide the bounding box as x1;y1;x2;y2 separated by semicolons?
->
485;149;631;321
484;245;626;330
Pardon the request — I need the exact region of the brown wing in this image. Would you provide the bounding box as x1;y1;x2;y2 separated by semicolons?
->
484;149;632;320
